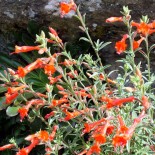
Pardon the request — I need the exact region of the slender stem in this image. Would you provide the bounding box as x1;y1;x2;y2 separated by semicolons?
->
34;109;52;130
127;21;136;72
77;9;115;93
76;9;103;67
144;35;151;82
147;53;151;81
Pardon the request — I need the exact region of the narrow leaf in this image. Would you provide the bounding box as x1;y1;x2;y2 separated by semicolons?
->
79;37;90;43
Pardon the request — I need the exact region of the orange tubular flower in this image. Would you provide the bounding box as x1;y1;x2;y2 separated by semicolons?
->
49;125;58;141
48;27;62;43
18;107;28;122
67;70;78;78
17;59;44;77
133;37;144;50
45;147;52;155
5;92;19;104
0;144;15;151
49;27;59;36
7;85;26;94
60;0;77;17
92;133;106;144
61;108;88;121
91;125;105;135
38;47;47;54
62;110;81;121
131;21;155;36
16;138;39;155
28;99;45;106
48;75;63;84
117;115;128;134
45;111;55;119
44;55;56;75
60;59;76;66
106;17;123;23
52;98;68;107
127;110;145;136
106;125;115;135
99;74;116;84
44;64;56;75
47;38;55;44
131;22;149;36
91;121;113;144
58;91;69;98
115;34;128;54
142;96;150;110
86;143;101;155
11;45;40;54
56;84;64;91
18;99;43;122
75;90;91;98
83;118;106;134
112;135;127;150
35;92;47;98
25;131;49;142
25;127;57;144
112;110;145;152
106;96;135;109
37;130;49;142
99;95;112;103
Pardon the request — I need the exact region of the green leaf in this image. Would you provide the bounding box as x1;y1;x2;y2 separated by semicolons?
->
0;53;15;68
0;96;8;110
6;106;20;117
22;33;35;45
99;42;111;51
20;53;33;64
16;92;33;102
149;44;155;51
0;87;7;93
79;37;90;43
126;139;130;153
0;53;23;69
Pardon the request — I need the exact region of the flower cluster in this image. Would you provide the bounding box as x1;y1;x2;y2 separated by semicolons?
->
106;11;155;54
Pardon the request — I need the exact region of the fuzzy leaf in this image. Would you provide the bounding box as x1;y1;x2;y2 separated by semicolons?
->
79;37;90;43
0;97;8;110
6;106;20;117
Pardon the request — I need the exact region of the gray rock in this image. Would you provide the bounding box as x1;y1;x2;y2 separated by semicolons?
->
1;0;155;32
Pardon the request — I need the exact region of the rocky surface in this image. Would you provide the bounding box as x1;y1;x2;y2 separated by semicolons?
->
1;0;155;32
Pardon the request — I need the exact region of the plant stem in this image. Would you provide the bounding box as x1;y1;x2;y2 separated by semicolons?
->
76;9;103;67
127;21;136;72
145;35;151;82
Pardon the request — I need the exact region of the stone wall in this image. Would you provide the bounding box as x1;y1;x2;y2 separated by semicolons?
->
1;0;155;32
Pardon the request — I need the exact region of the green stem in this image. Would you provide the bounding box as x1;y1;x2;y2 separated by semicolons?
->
145;35;151;82
76;9;103;67
127;22;136;72
34;109;51;130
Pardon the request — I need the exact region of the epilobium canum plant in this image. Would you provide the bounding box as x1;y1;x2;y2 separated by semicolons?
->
0;1;154;154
